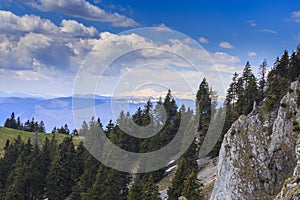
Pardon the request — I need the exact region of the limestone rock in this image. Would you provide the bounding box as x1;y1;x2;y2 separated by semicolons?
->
211;81;300;199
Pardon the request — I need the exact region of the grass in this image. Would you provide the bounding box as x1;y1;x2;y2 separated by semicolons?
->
0;126;81;157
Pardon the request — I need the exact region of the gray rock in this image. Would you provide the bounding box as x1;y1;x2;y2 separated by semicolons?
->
211;81;300;199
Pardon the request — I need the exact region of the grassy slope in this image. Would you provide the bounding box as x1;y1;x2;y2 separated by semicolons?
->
0;126;81;156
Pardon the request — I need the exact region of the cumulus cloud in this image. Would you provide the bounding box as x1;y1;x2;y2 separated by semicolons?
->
259;28;277;34
0;10;241;97
248;51;257;57
26;0;138;27
291;10;300;23
219;41;234;49
198;37;209;44
0;10;99;38
0;10;101;71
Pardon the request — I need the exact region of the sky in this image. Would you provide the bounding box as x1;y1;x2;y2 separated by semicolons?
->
0;0;300;99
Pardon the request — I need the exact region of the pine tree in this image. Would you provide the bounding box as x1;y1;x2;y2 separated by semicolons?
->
236;62;258;115
70;154;100;200
38;120;45;132
4;139;33;200
164;89;178;124
141;175;161;200
4;112;18;129
288;46;300;81
4;155;27;200
46;137;76;199
225;72;239;108
258;59;268;101
168;158;188;200
73;141;87;182
275;50;289;77
16;116;22;130
182;170;202;200
128;176;143;200
51;126;58;134
196;78;211;132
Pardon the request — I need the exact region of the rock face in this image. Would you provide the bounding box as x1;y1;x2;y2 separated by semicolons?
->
273;139;300;199
210;82;300;199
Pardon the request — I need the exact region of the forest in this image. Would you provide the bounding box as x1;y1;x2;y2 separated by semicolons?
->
1;45;300;200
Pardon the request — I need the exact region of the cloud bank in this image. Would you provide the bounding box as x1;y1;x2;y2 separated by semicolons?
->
26;0;139;27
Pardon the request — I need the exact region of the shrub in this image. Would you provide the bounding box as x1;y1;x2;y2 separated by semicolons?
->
293;125;300;132
280;102;287;107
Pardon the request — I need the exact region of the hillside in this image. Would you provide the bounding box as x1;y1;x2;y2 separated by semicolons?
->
210;81;300;199
0;126;81;157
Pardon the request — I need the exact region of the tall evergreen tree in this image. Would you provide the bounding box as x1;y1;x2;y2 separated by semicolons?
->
182;170;202;200
196;78;211;132
128;176;143;200
259;59;268;101
236;62;258;115
4;112;18;129
140;175;161;200
46;137;76;199
288;46;300;81
168;158;189;200
70;154;100;200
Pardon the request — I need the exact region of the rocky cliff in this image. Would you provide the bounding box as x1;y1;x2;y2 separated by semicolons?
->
210;81;300;199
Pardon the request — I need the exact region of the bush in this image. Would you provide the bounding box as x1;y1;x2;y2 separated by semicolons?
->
293;125;300;132
297;90;300;106
280;102;287;107
293;120;299;126
265;93;276;111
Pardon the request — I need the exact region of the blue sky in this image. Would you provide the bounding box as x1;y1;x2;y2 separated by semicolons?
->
0;0;300;98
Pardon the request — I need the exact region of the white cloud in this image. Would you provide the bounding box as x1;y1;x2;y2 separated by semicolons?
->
60;20;98;38
26;0;138;27
155;23;170;29
0;10;101;71
293;33;300;42
0;10;241;98
219;41;234;49
247;20;256;27
0;10;58;34
0;10;99;38
260;29;277;34
248;51;257;57
291;10;300;23
198;37;209;44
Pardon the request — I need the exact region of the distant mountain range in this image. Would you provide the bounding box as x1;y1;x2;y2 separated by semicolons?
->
0;95;195;132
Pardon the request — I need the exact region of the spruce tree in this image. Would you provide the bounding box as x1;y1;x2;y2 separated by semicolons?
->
46;137;76;199
258;59;267;101
167;158;188;200
70;154;100;200
128;176;143;200
182;170;202;200
141;175;161;200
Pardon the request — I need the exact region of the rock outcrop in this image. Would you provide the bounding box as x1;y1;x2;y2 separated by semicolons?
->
273;139;300;199
210;81;300;199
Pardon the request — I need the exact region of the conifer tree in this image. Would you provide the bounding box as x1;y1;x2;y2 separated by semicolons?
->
46;137;76;199
196;78;211;132
168;158;188;200
259;59;268;101
70;154;100;200
128;176;143;200
182;170;202;200
141;175;161;200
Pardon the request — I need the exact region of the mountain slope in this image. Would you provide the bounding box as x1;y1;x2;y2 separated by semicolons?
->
0;126;80;157
0;96;194;132
211;81;300;199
